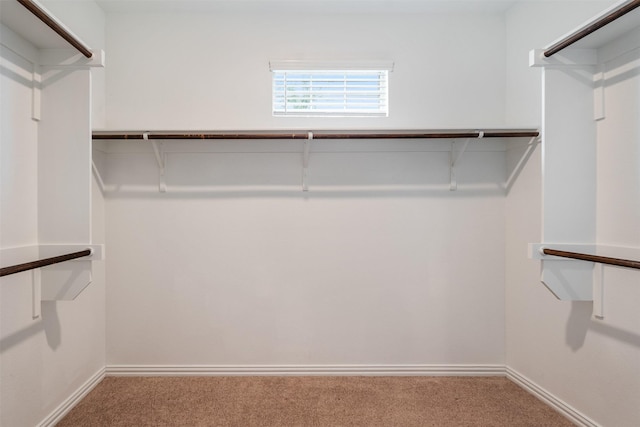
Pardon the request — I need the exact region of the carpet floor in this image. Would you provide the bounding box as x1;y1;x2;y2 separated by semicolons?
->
57;376;574;426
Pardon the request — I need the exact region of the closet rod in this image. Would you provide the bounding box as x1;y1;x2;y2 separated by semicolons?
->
542;248;640;270
92;130;539;140
17;0;93;59
544;0;640;57
0;249;92;278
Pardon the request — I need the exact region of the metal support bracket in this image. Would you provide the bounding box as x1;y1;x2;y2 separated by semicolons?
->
32;269;41;319
505;136;541;191
593;263;605;319
145;132;167;192
594;64;606;121
450;135;475;191
302;132;313;192
31;65;41;121
92;159;106;193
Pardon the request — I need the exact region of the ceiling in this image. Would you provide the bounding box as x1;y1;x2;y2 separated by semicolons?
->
93;0;521;14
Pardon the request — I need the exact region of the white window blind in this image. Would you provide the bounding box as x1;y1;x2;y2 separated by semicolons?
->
271;61;391;117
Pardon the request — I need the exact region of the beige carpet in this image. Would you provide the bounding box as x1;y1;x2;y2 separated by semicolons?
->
58;376;573;426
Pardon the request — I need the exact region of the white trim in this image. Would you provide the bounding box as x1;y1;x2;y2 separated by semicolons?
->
38;368;106;427
106;364;504;377
506;367;600;427
33;365;598;427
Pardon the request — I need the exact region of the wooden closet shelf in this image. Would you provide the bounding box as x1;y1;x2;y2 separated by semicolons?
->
92;129;540;141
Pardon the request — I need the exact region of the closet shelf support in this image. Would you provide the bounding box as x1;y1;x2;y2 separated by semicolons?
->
0;249;92;278
145;133;167;193
302;132;312;192
92;159;105;192
505;136;540;191
529;243;640;306
538;247;640;270
450;131;482;191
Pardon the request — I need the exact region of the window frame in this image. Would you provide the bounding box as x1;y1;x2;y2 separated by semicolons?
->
270;60;393;118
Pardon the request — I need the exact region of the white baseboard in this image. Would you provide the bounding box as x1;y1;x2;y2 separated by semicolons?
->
506;367;599;427
36;364;598;427
106;364;505;376
38;367;106;427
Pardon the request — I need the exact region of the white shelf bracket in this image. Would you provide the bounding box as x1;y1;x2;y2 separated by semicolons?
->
32;269;41;319
593;263;605;319
450;135;474;191
91;159;105;193
450;142;457;191
145;132;167;192
31;65;41;121
505;135;541;191
302;132;313;192
594;64;606;121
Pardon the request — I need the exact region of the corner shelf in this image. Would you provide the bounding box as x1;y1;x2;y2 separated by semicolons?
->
0;0;105;306
529;0;640;306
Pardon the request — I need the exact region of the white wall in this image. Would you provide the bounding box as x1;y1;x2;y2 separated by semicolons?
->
505;2;640;426
0;2;106;425
102;7;509;367
104;144;507;366
104;8;506;130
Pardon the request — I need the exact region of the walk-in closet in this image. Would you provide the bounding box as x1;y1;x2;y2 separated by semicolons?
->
1;0;639;425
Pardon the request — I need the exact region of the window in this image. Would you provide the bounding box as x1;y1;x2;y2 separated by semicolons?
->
270;61;392;117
